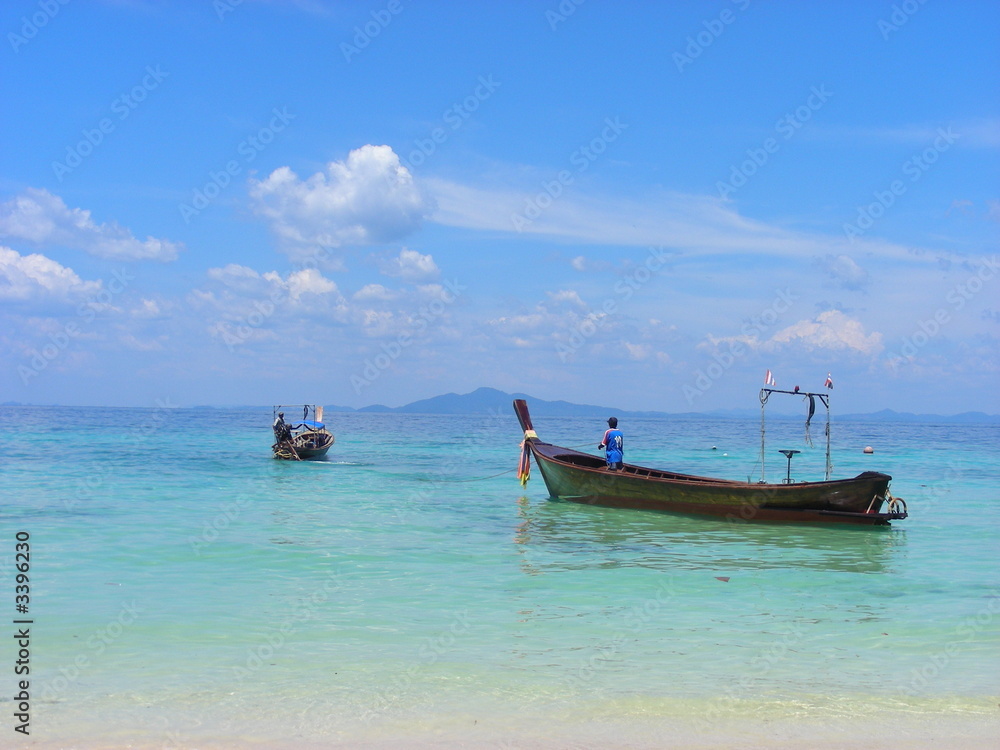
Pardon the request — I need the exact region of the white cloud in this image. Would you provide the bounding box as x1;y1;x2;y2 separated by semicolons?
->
816;254;869;290
200;263;345;310
422;176;956;266
701;310;883;356
488;312;546;331
248;145;430;255
0;188;182;261
817;119;1000;149
285;268;338;300
547;289;586;307
354;283;397;302
0;246;101;302
132;299;162;318
379;248;440;282
622;341;651;360
207;263;265;293
769;310;883;355
120;333;164;351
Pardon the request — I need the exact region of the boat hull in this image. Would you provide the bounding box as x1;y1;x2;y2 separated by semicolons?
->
293;444;332;460
514;400;905;526
273;431;334;460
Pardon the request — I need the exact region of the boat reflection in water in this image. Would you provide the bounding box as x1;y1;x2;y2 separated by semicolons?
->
512;494;906;577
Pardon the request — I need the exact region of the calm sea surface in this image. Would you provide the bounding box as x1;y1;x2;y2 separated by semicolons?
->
1;405;998;747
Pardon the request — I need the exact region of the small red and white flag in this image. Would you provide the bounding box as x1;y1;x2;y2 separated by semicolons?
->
824;372;834;389
764;369;776;387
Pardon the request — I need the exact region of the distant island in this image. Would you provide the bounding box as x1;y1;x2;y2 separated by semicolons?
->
326;387;1000;423
5;388;998;422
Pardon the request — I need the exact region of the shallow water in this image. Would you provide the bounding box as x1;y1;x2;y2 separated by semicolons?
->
1;405;997;746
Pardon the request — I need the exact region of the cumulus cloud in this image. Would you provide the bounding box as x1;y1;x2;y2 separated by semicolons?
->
770;310;883;355
195;264;349;349
378;248;439;282
354;283;397;302
622;341;651;360
0;246;101;302
204;264;343;304
283;268;339;299
700;310;883;357
248;145;430;254
547;289;586;307
0;188;182;261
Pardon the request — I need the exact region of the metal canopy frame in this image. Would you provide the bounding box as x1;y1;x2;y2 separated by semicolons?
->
758;387;832;482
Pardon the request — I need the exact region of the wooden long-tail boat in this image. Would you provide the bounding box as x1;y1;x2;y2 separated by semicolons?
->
513;399;907;526
272;404;334;460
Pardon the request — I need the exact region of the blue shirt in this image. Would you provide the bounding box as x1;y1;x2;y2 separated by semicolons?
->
602;429;624;462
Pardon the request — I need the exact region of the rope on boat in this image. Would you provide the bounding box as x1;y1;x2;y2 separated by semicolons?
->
443;468;519;483
865;488;907;515
438;440;596;484
272;442;301;461
885;490;907;515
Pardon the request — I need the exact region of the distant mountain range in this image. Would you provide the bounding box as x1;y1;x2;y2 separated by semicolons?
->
351;387;669;418
326;387;1000;423
5;388;998;422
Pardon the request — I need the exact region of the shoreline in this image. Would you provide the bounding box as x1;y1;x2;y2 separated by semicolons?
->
17;696;1000;749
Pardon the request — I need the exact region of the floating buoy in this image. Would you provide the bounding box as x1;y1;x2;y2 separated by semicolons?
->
863;446;874;454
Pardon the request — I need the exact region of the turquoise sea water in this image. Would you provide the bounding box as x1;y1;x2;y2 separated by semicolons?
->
1;405;998;748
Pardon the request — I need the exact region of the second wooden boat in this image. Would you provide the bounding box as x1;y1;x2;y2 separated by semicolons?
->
272;405;335;460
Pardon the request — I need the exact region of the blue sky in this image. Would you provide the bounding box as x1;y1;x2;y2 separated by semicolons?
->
1;0;997;413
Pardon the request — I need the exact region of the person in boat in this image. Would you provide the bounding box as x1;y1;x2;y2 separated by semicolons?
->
272;412;294;444
599;417;624;471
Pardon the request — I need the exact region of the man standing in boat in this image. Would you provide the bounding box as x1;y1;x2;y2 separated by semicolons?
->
599;417;624;471
273;412;293;444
